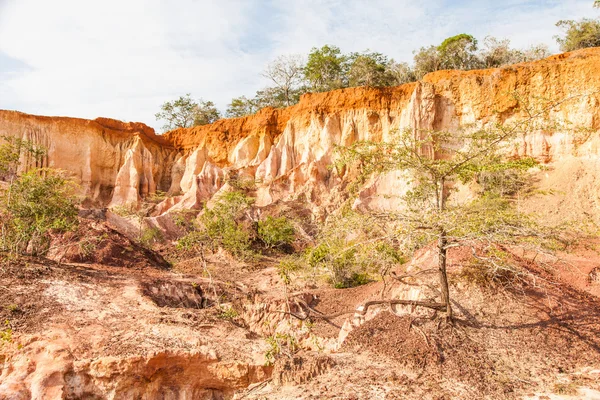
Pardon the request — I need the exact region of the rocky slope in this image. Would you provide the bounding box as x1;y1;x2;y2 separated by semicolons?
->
1;48;600;400
1;48;599;222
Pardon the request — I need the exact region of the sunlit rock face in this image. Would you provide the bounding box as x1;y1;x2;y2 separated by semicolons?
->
1;47;599;219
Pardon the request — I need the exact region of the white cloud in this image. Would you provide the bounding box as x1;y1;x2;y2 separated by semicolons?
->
0;0;596;130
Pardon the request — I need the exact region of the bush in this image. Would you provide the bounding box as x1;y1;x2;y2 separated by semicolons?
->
277;256;303;285
200;191;254;258
1;168;79;255
297;211;407;288
555;18;600;52
139;227;163;248
176;190;256;260
258;216;295;249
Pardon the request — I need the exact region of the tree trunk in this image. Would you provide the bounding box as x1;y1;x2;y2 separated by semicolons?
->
438;230;453;319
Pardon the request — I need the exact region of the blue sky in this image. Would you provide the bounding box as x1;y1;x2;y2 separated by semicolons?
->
0;0;596;131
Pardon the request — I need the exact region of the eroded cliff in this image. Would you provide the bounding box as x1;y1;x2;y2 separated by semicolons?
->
1;48;599;222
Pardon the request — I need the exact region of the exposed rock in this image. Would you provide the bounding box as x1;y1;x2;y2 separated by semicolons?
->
0;48;599;222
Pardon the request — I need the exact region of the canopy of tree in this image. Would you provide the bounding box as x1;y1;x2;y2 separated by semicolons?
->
160;8;600;126
155;94;221;132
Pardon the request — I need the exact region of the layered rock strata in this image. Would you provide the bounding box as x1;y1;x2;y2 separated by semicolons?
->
0;48;598;220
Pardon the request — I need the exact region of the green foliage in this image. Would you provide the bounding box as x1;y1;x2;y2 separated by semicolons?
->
155;94;221;132
413;33;479;79
413;34;550;79
193;100;221;126
304;45;349;92
177;191;256;260
0;136;67;256
146;190;168;204
412;45;442;80
227;175;259;191
555;18;600;52
277;256;303;285
301;211;402;288
217;306;239;320
139;227;163;248
176;230;204;251
79;238;98;257
478;37;550;68
258;216;295;249
226;96;259;118
0;320;12;343
264;333;298;366
347;51;391;87
1;168;79;255
335;93;585;315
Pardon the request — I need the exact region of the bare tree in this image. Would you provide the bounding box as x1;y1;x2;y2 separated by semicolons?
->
262;54;306;107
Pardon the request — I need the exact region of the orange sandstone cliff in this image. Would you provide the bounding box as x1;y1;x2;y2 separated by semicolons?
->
0;48;599;221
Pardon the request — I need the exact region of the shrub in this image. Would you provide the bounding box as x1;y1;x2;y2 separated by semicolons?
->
177;190;256;260
264;333;298;366
139;227;163;248
555;18;600;52
1;168;79;255
258;216;295;249
277;256;303;285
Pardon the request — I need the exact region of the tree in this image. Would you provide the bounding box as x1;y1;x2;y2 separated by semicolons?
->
336;94;572;319
478;36;522;68
193;100;221;126
262;54;306;106
477;37;550;68
385;60;416;86
413;45;443;80
413;34;479;79
519;44;551;62
254;86;297;109
155;94;221;132
438;33;479;70
304;45;349;92
155;94;198;131
226;96;259;118
347;51;391;87
595;1;599;8
555;18;600;52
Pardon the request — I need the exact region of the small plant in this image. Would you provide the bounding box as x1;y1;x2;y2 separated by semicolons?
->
334;272;371;289
264;333;298;366
0;167;79;256
553;382;578;396
5;304;20;314
228;176;259;191
146;190;168;204
277;256;303;285
79;238;98;257
258;216;295;249
111;203;139;217
0;320;12;343
139;227;163;248
458;250;520;289
217;306;239;321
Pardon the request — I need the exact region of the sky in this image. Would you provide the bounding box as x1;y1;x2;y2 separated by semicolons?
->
0;0;596;131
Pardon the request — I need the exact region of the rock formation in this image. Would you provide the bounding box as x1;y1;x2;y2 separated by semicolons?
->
0;48;599;222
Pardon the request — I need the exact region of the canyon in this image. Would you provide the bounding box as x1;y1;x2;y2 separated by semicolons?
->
1;48;599;224
0;48;600;399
